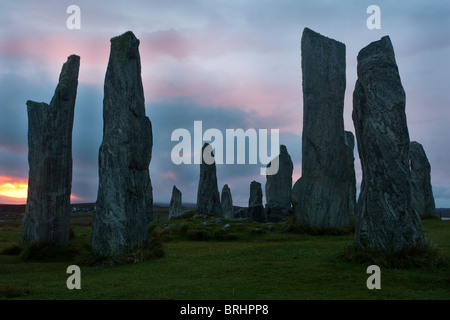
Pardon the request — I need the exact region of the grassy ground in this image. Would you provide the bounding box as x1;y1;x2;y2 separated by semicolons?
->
0;210;448;300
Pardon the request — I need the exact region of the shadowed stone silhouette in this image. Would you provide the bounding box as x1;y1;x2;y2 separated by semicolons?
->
352;36;425;252
265;145;293;222
291;28;354;228
410;141;436;217
248;181;265;222
23;54;80;247
169;185;182;220
196;143;222;216
92;31;153;256
221;184;234;220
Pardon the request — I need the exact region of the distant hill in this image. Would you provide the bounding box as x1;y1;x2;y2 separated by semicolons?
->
436;208;450;218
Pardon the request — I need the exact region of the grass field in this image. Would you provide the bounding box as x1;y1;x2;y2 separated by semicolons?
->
0;208;449;300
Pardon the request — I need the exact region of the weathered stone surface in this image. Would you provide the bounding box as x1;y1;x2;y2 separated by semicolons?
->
265;145;293;222
248;181;265;222
23;54;80;247
196;143;222;216
344;131;357;216
92;31;153;256
291;28;353;228
249;181;263;206
221;184;234;220
169;185;182;220
410;141;436;217
352;36;425;252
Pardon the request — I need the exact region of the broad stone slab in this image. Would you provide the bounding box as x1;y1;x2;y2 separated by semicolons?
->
292;28;353;228
92;31;153;256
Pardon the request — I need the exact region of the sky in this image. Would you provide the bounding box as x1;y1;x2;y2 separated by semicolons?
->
0;0;449;207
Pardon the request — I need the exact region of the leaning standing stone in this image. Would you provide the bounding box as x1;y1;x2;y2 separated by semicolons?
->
23;54;80;247
92;31;153;256
352;36;425;252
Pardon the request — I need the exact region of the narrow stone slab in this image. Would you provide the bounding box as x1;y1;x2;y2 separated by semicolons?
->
265;145;293;222
221;184;234;220
196;143;222;216
23;54;80;247
169;185;182;220
410;141;436;217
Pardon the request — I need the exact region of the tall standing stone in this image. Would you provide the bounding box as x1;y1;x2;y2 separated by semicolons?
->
265;145;293;222
410;141;436;217
92;31;153;256
23;55;80;247
291;28;353;228
169;185;182;220
248;181;265;222
221;184;234;220
353;36;425;252
196;143;222;216
344;131;357;216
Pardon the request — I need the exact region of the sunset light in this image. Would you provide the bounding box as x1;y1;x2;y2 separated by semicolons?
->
0;176;82;204
0;176;28;204
0;182;28;199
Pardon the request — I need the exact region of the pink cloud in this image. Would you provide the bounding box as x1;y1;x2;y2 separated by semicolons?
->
160;171;176;180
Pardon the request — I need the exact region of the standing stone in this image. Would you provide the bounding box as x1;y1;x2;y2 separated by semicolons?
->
410;141;436;217
248;181;265;222
169;186;182;220
196;143;222;216
221;184;234;220
353;36;425;252
92;31;153;256
265;145;293;222
23;55;80;247
344;131;357;216
291;28;353;228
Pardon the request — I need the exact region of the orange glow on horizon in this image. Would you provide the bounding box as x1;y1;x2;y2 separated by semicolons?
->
0;176;28;202
0;176;84;204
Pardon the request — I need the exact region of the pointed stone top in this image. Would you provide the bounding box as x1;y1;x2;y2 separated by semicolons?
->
357;35;395;65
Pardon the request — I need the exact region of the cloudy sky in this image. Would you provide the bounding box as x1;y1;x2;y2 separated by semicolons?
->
0;0;449;207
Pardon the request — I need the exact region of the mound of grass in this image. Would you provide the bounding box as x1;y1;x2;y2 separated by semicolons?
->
20;241;79;262
337;242;448;269
0;284;31;298
1;243;23;255
282;217;354;235
76;232;165;267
